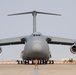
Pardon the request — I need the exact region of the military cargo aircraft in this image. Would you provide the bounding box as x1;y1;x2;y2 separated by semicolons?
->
0;11;76;64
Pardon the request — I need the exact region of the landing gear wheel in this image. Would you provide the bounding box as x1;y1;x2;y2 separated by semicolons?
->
43;60;44;64
40;60;41;64
21;60;23;64
52;60;54;64
17;60;20;64
27;60;29;64
45;60;47;64
32;60;34;64
49;60;51;64
24;60;26;64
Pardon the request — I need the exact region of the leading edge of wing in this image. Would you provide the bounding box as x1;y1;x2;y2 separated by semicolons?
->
45;35;76;45
0;36;29;46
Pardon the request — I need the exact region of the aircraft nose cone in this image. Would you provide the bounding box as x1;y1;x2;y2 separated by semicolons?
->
32;43;42;52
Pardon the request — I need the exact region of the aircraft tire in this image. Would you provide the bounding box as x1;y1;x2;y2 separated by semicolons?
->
49;60;51;64
52;60;54;64
17;60;20;64
45;60;47;64
27;60;29;64
43;60;44;64
40;60;41;64
32;60;34;64
21;61;23;64
24;60;26;64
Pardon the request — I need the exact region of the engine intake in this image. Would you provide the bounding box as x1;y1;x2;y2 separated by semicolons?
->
70;45;76;54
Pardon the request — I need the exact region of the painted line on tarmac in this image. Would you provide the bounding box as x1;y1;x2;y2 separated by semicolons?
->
34;69;39;75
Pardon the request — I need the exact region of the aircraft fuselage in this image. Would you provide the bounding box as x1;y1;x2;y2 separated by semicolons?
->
22;32;51;60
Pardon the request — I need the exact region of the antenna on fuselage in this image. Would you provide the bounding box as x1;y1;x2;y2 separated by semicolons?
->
8;10;61;33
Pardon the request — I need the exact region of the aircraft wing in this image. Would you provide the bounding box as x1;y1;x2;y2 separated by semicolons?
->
0;36;29;46
45;36;76;45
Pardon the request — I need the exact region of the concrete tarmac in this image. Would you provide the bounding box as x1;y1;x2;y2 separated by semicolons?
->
0;64;76;75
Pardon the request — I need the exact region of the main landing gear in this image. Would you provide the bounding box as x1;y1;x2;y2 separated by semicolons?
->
16;60;54;64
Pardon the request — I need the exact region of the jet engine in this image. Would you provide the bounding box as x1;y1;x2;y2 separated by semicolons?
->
70;45;76;54
0;47;2;53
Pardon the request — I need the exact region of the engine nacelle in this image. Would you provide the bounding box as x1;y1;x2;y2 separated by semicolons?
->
0;47;2;53
70;45;76;54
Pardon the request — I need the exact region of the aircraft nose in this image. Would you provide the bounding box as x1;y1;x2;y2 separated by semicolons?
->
32;43;42;52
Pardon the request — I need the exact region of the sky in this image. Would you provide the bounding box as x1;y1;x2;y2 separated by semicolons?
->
0;0;76;61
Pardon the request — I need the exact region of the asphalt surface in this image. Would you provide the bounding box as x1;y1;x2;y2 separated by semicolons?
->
0;64;76;75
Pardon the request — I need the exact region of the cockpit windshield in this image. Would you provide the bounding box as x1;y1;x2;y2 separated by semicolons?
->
33;34;41;36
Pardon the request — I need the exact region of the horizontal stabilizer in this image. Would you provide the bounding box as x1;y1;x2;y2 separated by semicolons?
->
8;10;61;16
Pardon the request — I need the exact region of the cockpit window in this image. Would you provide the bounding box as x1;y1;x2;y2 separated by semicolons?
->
33;34;41;36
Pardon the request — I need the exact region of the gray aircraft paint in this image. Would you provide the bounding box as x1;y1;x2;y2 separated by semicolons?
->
23;32;50;60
